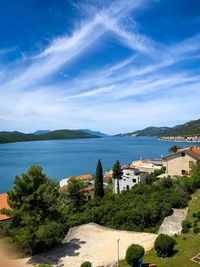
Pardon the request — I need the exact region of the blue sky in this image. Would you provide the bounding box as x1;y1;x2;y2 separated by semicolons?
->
0;0;199;134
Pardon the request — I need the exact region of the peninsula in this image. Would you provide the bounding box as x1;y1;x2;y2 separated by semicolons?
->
0;129;100;144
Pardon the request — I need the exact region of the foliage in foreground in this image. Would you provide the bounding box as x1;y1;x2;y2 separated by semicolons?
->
1;166;66;255
125;244;144;266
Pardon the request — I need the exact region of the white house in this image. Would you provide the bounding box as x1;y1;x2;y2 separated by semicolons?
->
130;159;164;173
113;167;148;193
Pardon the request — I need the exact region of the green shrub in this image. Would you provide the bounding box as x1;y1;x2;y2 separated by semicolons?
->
182;220;192;233
193;226;200;234
154;234;176;257
193;211;200;219
80;261;92;267
36;264;53;267
125;244;144;266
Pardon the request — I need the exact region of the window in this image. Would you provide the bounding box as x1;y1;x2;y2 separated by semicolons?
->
181;170;187;175
126;185;130;191
132;178;137;183
181;152;185;157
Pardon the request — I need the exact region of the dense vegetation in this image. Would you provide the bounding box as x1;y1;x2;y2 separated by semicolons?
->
64;176;194;233
118;118;200;137
0;129;98;144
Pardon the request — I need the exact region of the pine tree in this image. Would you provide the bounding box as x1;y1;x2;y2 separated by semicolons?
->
112;160;123;194
94;159;104;198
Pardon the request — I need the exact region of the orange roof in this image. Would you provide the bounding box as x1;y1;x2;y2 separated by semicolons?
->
77;174;93;180
165;146;200;160
103;174;112;181
84;187;93;192
181;146;200;159
0;193;11;221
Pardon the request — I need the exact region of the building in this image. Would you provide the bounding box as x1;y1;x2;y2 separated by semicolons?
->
0;193;11;223
163;146;200;177
59;174;94;200
130;159;164;174
103;170;113;185
59;173;93;188
113;167;148;193
84;187;94;200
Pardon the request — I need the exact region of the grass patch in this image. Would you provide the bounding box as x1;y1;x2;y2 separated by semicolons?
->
120;189;200;267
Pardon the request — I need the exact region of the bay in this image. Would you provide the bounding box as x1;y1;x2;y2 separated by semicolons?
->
0;136;199;193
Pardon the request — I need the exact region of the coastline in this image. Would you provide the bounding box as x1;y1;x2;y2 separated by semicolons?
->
159;136;200;143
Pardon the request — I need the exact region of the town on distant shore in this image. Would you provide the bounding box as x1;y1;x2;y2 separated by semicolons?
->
160;135;200;142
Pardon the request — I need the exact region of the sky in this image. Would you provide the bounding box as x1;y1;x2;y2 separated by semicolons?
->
0;0;199;134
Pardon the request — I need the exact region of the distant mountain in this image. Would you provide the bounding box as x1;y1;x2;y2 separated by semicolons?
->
117;119;200;137
0;129;99;144
32;130;50;135
79;129;108;137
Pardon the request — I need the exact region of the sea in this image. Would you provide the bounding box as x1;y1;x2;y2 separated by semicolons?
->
0;136;199;193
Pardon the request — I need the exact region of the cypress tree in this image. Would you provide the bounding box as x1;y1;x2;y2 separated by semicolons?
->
94;159;104;198
112;160;123;194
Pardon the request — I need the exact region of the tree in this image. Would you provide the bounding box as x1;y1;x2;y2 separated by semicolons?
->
125;244;144;267
154;234;176;257
192;162;200;189
3;165;65;255
112;160;123;194
169;145;182;154
94;159;104;198
67;177;86;210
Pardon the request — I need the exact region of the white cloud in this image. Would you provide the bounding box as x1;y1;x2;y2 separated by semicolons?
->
0;0;199;133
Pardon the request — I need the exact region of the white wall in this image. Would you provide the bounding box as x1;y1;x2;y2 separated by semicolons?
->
113;168;147;193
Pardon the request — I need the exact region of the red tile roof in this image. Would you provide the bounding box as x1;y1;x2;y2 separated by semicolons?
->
164;146;200;160
0;193;11;221
78;174;93;180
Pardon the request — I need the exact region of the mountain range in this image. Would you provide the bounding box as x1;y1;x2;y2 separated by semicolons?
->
0;129;100;144
117;119;200;137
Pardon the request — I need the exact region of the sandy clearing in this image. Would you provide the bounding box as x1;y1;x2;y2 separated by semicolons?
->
17;223;157;267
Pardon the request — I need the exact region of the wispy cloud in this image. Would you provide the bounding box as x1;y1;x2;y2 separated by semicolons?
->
0;0;199;133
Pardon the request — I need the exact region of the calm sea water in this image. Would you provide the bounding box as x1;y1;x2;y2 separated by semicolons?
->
0;136;199;193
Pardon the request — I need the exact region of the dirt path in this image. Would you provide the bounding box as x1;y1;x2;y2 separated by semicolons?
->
17;223;157;267
159;208;188;236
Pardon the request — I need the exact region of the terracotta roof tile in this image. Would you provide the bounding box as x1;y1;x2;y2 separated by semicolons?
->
0;193;11;221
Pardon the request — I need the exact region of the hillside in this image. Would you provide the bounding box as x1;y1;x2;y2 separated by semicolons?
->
117;119;200;137
79;129;108;137
0;129;99;144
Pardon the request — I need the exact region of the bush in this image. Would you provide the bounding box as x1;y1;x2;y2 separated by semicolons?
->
154;234;176;257
193;226;200;234
125;244;144;266
36;264;53;267
182;220;192;233
80;262;92;267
